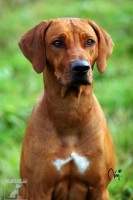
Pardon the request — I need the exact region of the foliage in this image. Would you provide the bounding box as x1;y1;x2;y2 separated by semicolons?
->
0;0;133;199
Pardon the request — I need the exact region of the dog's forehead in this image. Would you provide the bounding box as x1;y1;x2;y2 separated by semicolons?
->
46;18;97;39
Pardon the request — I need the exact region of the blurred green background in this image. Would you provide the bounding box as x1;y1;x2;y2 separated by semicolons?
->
0;0;133;199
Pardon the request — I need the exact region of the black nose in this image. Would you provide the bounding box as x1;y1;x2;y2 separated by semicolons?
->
71;60;90;75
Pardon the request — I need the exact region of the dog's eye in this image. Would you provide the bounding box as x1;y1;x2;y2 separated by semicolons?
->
52;40;64;48
86;39;95;47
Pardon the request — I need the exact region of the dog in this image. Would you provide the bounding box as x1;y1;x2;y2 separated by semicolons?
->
18;18;115;200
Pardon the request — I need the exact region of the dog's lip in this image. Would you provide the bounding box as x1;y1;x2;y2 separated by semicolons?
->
57;74;91;86
70;77;91;86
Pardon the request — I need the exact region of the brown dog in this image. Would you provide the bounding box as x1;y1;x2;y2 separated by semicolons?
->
18;18;115;200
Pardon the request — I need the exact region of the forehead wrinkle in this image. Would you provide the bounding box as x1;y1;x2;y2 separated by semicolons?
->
70;19;97;40
50;20;77;45
51;32;69;40
47;18;97;45
47;20;72;38
69;19;81;45
81;32;97;41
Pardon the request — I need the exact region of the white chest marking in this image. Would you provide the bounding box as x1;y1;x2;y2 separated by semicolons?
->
53;152;89;174
53;157;73;171
71;152;89;173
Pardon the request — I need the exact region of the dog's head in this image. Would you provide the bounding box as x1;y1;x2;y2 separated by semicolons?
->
19;18;113;87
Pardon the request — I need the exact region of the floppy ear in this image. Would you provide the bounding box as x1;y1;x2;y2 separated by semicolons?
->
18;20;51;73
88;20;114;73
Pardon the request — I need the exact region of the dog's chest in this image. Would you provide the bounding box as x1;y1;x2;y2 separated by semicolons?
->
53;151;89;174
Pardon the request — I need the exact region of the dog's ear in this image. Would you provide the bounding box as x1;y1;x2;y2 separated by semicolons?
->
18;21;52;73
88;20;114;73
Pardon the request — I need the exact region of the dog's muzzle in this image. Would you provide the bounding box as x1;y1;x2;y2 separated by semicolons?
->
70;60;91;85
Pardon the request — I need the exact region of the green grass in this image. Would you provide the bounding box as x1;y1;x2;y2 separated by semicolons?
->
0;0;133;199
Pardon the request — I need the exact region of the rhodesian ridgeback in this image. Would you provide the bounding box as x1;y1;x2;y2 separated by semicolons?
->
18;18;115;200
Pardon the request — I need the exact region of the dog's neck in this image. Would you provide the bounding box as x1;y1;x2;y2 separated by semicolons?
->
44;67;93;100
42;67;95;133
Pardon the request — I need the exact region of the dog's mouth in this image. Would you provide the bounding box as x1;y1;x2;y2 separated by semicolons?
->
57;68;93;87
58;75;92;87
70;75;91;86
